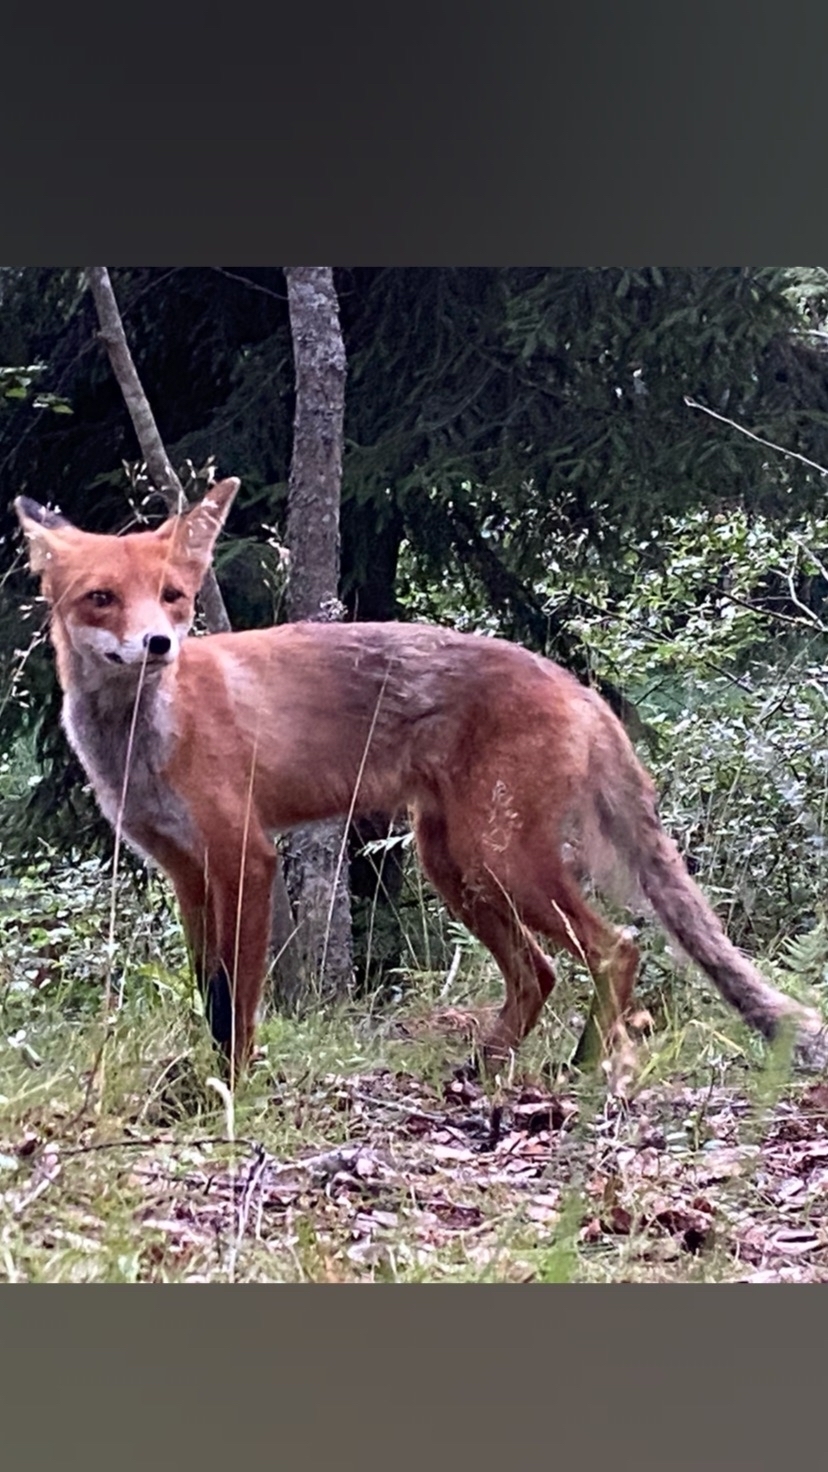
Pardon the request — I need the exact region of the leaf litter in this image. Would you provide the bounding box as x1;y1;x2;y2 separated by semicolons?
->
4;1060;828;1280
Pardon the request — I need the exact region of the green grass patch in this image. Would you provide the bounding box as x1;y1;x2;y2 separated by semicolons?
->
0;853;826;1282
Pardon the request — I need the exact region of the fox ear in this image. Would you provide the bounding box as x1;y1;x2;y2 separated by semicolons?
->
157;477;240;572
14;497;74;575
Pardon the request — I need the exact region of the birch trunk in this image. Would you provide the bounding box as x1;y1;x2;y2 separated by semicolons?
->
279;266;353;1004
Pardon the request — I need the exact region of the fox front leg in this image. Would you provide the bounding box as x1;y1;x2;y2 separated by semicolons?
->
170;838;276;1078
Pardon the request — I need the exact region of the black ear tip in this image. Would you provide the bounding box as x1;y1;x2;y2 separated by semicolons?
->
209;477;240;500
15;496;67;529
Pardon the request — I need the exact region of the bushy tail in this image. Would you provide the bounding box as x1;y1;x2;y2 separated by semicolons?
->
588;732;828;1070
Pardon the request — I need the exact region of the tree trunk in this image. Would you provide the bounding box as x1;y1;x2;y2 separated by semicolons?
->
278;267;353;1007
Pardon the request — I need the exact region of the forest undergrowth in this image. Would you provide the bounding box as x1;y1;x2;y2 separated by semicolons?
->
1;843;827;1284
4;501;828;1281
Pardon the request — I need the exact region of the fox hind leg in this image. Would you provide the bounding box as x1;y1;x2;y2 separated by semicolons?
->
414;810;559;1070
417;800;641;1080
504;860;641;1076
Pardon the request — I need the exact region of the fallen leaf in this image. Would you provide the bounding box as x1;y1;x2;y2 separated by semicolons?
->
347;1241;393;1268
603;1205;633;1235
800;1083;828;1115
430;1199;484;1229
432;1143;475;1163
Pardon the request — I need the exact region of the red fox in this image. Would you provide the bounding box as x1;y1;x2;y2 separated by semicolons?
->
15;479;827;1082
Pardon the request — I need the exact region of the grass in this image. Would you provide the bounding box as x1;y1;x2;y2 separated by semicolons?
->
1;853;827;1283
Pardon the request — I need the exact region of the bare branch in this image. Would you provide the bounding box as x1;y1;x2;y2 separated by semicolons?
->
85;267;231;633
684;395;828;479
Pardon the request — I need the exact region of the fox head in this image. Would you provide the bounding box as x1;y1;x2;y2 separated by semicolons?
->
15;478;239;677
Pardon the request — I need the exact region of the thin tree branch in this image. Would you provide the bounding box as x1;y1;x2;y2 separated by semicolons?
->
85;266;231;633
209;267;288;302
86;267;301;990
684;395;828;479
720;589;819;632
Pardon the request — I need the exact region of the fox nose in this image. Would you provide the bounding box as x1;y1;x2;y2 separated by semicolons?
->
145;634;172;658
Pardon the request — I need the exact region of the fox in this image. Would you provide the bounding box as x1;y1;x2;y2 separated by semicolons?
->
14;477;828;1084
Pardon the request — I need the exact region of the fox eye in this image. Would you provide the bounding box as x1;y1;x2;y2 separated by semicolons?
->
86;589;115;608
161;586;185;605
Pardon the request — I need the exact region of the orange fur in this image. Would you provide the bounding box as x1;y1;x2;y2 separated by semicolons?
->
15;481;828;1081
